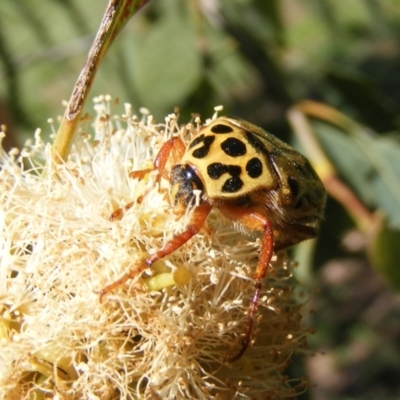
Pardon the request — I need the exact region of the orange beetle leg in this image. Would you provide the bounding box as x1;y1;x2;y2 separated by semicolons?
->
129;169;154;181
129;136;186;182
110;136;186;220
219;205;274;362
153;136;186;182
99;202;212;301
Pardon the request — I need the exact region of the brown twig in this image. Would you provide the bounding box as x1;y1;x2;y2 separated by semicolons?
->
51;0;150;164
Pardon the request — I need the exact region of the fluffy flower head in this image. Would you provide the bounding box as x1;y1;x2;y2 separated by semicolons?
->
0;97;309;399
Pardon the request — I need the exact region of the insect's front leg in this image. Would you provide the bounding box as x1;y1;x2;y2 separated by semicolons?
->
130;136;186;182
110;136;186;221
98;202;212;301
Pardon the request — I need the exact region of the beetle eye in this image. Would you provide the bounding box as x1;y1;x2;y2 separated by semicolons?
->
184;168;195;181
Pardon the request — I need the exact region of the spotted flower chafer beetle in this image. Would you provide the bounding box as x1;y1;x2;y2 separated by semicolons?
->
100;116;326;361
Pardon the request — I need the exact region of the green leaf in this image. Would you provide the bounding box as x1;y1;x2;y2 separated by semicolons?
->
312;121;376;204
368;221;400;290
358;134;400;227
131;11;201;116
313;121;400;228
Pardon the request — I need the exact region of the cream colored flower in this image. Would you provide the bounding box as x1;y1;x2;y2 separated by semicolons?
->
0;97;309;399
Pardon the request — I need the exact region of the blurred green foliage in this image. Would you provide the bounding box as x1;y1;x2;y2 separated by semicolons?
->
1;1;400;399
2;0;400;140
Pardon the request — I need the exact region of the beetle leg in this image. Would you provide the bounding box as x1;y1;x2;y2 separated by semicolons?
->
110;136;186;220
99;202;212;301
130;136;186;183
219;205;274;362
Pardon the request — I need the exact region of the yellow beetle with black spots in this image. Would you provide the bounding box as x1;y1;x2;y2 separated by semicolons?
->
101;116;327;361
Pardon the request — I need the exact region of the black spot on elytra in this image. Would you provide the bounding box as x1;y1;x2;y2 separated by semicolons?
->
222;177;244;193
207;163;241;179
246;157;263;178
245;131;268;154
207;163;243;193
190;135;215;159
221;138;246;157
188;134;205;150
211;124;234;134
207;163;226;179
